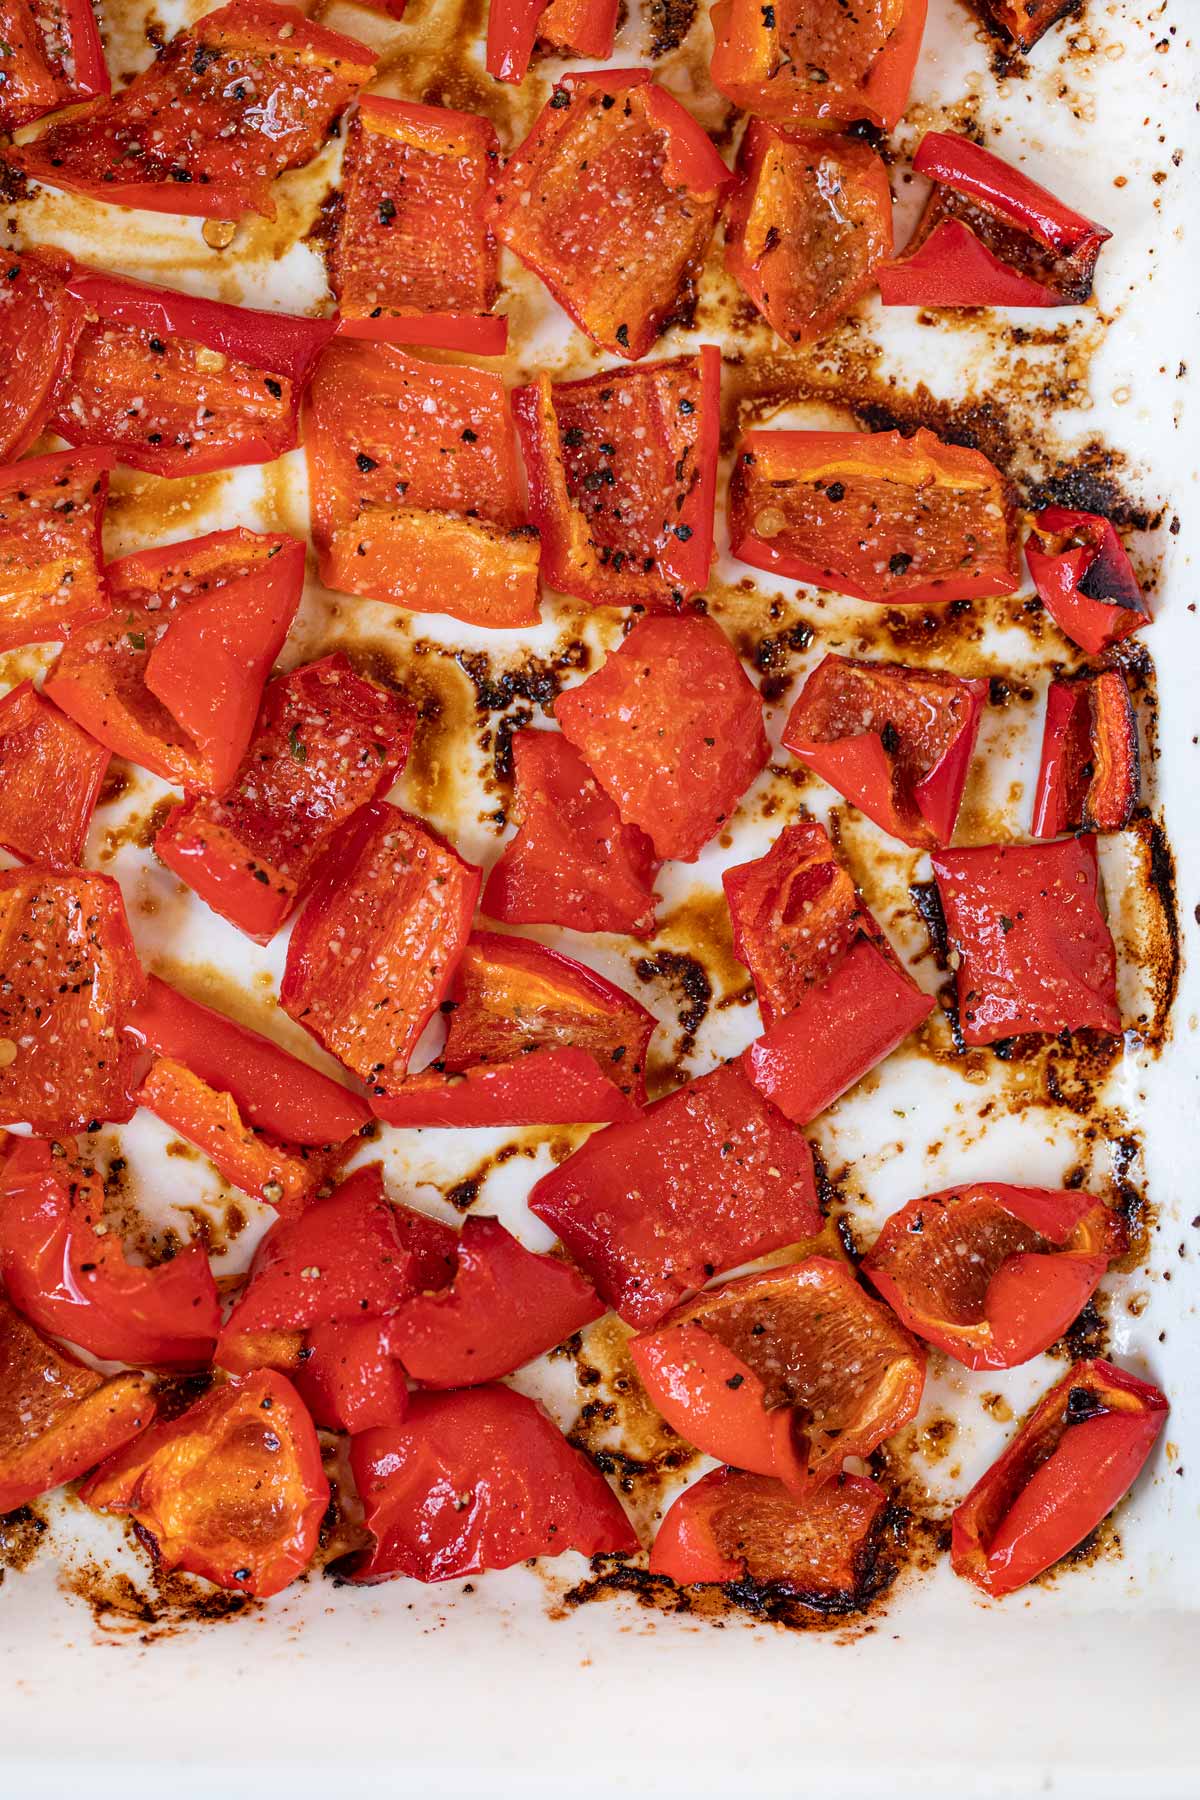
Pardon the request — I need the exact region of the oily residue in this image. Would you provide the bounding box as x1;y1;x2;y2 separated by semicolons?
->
632;946;712;1071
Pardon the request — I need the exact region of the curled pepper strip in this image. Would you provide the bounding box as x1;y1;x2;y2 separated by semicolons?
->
1031;670;1139;837
709;0;927;131
1025;507;1150;656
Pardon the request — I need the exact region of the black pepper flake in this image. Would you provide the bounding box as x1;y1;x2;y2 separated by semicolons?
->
378;196;397;225
356;451;377;473
264;378;283;399
615;324;629;347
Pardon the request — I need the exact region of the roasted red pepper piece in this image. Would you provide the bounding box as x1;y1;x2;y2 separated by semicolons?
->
932;836;1121;1044
554;613;768;862
632;1258;924;1490
329;97;503;355
951;1359;1167;1597
730;426;1018;604
290;1318;410;1434
50;270;334;477
863;1184;1126;1370
0;448;112;653
1032;671;1139;838
1025;507;1150;656
280;802;480;1090
81;1370;328;1598
0;247;85;463
710;0;926;129
45;529;305;795
125;975;371;1146
0;0;109;133
486;69;732;361
740;937;935;1125
880;132;1111;309
530;1061;820;1329
487;0;617;83
724;124;893;346
723;820;880;1030
0;1294;154;1513
0;870;145;1132
348;1385;636;1582
0;682;109;868
0;1135;220;1366
386;1215;603;1386
134;1058;319;1218
11;0;374;220
482;729;660;937
155;653;416;943
650;1466;889;1602
374;930;655;1128
306;340;540;628
979;0;1076;50
512;348;719;605
781;655;987;848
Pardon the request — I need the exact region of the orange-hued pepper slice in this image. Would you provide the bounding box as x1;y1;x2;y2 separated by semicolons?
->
979;0;1076;49
487;0;617;83
45;529;305;795
81;1370;329;1598
155;653;416;943
710;0;927;130
1031;670;1139;838
631;1257;924;1490
135;1058;318;1218
0;1294;154;1513
0;448;112;652
729;426;1018;604
0;0;109;133
306;340;540;628
0;683;110;868
724;124;893;346
10;0;375;220
0;247;85;463
863;1184;1126;1370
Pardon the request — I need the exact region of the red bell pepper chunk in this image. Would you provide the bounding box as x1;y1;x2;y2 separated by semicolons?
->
155;653;416;943
306;340;540;629
0;869;145;1133
329;97;504;355
348;1385;637;1582
710;0;926;130
0;682;109;868
0;447;112;652
530;1061;821;1329
487;0;617;84
880;132;1111;309
81;1370;329;1598
0;0;109;133
723;820;880;1030
0;1135;220;1367
730;426;1018;605
482;729;660;937
554;612;768;863
290;1317;411;1434
0;247;85;463
386;1214;603;1387
980;0;1076;50
45;529;305;795
1025;507;1150;656
0;1294;155;1514
863;1184;1126;1371
50;270;334;478
10;0;374;220
724;124;894;346
932;836;1121;1045
374;929;655;1128
650;1466;889;1600
781;655;987;848
486;69;732;362
951;1359;1168;1598
280;802;480;1090
125;975;371;1147
740;935;935;1125
1032;670;1139;838
512;348;720;605
631;1257;924;1491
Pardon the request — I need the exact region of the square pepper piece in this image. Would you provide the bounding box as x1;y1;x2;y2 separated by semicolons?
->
710;0;927;130
512;348;720;605
306;340;540;629
329;97;505;356
932;836;1121;1046
487;69;732;361
281;801;481;1091
0;448;112;652
724;124;893;347
0;683;110;869
553;611;768;863
156;653;416;944
0;870;146;1132
1025;507;1150;657
0;248;85;464
1031;671;1139;839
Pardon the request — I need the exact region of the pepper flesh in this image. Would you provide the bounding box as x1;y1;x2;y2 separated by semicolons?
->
0;0;109;134
0;247;85;463
862;1184;1127;1370
979;0;1077;51
709;0;927;130
1025;507;1150;656
487;0;618;84
729;427;1018;604
0;448;112;652
1031;670;1139;837
135;1058;320;1218
0;683;110;868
